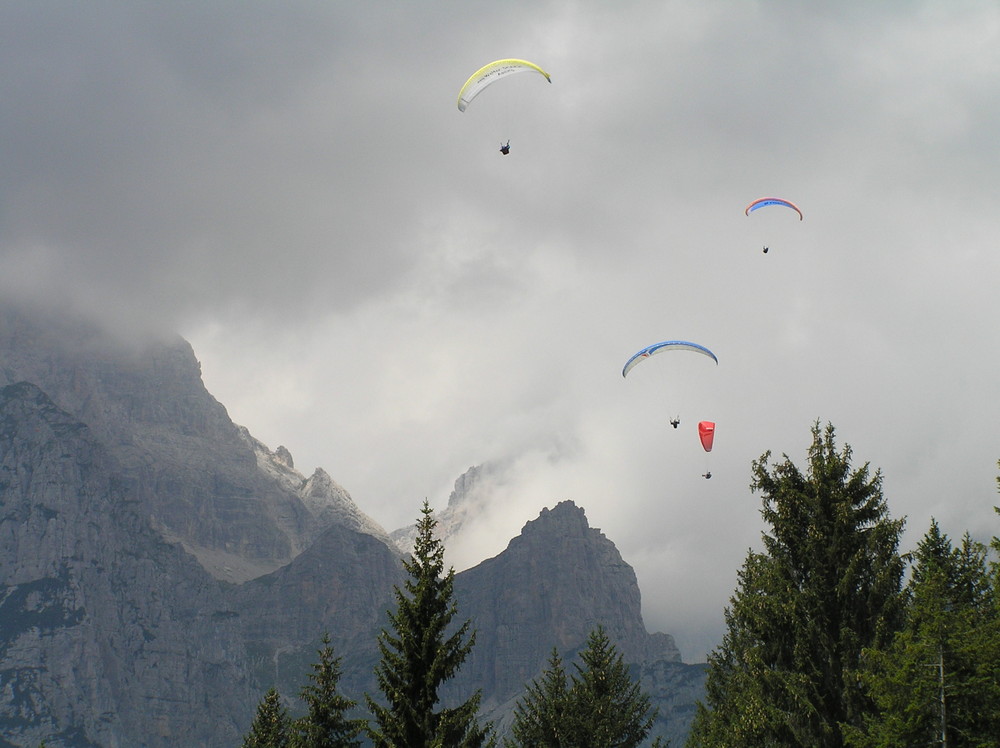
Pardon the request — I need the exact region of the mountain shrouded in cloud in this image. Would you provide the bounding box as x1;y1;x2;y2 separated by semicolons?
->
2;1;999;662
0;302;702;745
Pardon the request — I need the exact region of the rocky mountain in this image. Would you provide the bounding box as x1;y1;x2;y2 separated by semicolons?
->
452;501;705;745
0;381;255;747
0;303;705;747
389;462;498;556
0;301;389;583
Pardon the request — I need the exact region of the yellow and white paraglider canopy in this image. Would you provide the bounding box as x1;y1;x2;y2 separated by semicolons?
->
457;59;551;112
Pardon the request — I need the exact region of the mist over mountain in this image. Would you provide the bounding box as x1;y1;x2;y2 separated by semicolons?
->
0;301;388;582
390;462;499;558
0;303;704;747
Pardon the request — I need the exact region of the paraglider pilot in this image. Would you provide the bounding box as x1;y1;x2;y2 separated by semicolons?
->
499;140;510;155
669;417;680;429
763;246;769;254
702;472;712;479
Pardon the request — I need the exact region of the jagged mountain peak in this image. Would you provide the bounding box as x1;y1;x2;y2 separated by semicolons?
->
466;498;676;661
274;444;294;468
300;467;393;546
241;428;393;549
518;498;589;535
390;462;501;557
452;499;690;741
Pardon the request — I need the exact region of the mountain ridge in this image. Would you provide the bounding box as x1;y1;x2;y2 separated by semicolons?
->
0;304;705;746
0;302;389;582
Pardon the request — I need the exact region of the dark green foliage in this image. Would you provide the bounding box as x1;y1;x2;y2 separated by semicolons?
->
688;422;906;748
847;521;1000;747
507;648;570;747
293;633;365;748
846;463;1000;748
506;628;663;748
570;627;662;747
243;687;292;748
366;500;494;748
994;460;1000;577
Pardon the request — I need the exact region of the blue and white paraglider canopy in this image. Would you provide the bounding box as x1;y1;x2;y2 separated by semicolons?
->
621;340;718;378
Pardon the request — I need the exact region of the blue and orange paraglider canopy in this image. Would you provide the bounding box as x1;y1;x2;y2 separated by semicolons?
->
745;197;803;220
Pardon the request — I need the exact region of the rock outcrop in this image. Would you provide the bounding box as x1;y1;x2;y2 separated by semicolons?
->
451;501;701;744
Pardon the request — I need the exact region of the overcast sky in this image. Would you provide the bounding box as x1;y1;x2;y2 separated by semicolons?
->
3;1;999;661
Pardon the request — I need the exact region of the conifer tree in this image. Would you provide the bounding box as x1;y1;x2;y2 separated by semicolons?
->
366;500;493;748
848;521;1000;747
568;626;662;747
243;687;292;748
506;629;663;748
994;458;1000;578
688;422;906;748
293;633;365;748
506;648;570;747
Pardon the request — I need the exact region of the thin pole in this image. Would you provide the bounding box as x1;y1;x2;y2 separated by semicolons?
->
938;644;947;748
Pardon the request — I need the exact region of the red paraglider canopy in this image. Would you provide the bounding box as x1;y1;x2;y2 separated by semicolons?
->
698;421;715;452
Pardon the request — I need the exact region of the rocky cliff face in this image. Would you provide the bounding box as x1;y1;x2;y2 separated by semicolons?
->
456;501;680;698
229;521;405;701
0;304;705;747
0;302;389;583
451;501;701;745
0;382;254;747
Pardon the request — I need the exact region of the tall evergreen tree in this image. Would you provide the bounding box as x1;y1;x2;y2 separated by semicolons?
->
568;626;662;748
243;687;293;748
506;648;570;747
994;459;1000;582
366;500;493;748
848;521;1000;747
506;629;663;748
688;422;906;748
293;633;365;748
